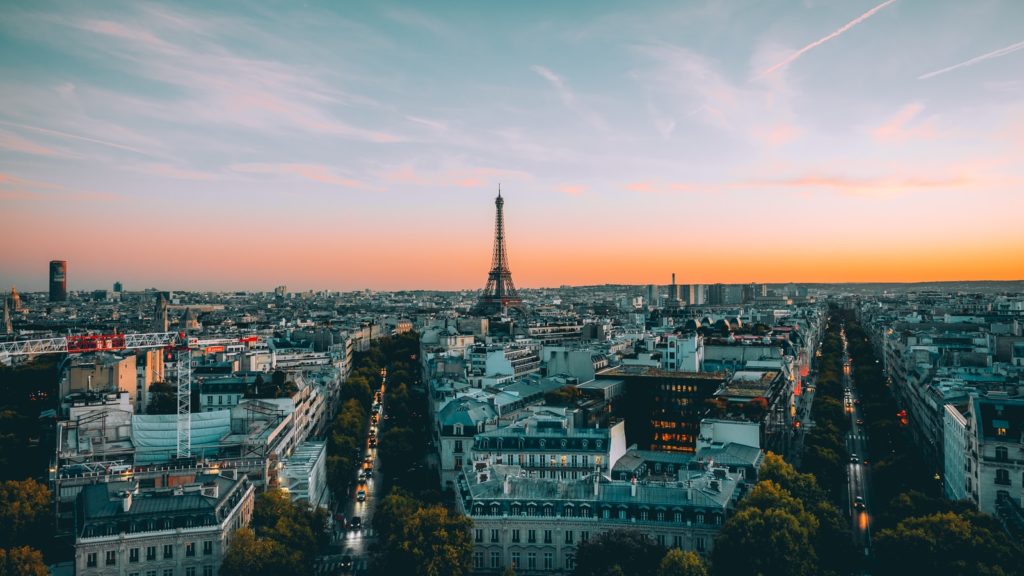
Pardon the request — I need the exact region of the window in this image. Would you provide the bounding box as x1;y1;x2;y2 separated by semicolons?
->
475;529;483;543
996;446;1009;461
203;541;213;555
996;469;1011;485
565;530;574;544
581;531;590;542
203;568;213;576
146;547;157;561
544;530;552;544
491;529;500;543
512;529;520;543
490;552;501;569
696;513;704;524
618;509;627;520
186;568;196;576
146;572;156;576
566;554;576;571
87;553;97;568
656;534;666;547
511;552;520;569
474;552;483;569
527;552;537;570
544;552;553;570
163;569;173;576
106;550;117;566
673;535;683;548
130;548;140;563
186;542;196;557
674;512;683;523
207;395;213;405
656;511;664;522
528;529;537;543
164;544;174;559
454;440;463;454
640;510;649;521
695;537;706;552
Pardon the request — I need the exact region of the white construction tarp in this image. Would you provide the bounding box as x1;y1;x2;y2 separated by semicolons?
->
132;410;231;464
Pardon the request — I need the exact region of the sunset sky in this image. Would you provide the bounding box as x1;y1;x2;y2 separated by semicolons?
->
1;0;1022;292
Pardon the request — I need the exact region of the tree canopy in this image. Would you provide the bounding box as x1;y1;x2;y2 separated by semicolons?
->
573;530;666;576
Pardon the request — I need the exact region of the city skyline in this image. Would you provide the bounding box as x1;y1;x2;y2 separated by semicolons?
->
2;0;1023;291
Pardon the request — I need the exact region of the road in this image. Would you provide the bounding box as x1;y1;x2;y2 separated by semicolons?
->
790;376;817;468
841;327;872;557
328;376;387;570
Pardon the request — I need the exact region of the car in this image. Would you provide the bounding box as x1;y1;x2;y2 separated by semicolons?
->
339;554;353;572
368;438;377;448
854;496;866;511
356;489;366;502
349;516;362;529
854;399;861;405
856;418;864;425
364;456;373;465
849;454;859;464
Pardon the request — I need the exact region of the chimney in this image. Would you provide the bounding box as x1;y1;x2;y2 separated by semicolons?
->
121;491;132;513
686;480;693;501
593;469;600;497
630;476;637;498
503;474;511;495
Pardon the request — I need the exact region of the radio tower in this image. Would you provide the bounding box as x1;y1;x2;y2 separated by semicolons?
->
473;187;525;316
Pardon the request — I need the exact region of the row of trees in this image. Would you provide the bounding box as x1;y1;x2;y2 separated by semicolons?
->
0;479;54;575
372;489;473;576
572;531;707;576
800;324;851;501
220;488;329;576
713;453;855;576
838;311;1024;576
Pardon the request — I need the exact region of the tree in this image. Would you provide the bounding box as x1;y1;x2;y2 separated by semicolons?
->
657;549;708;576
573;530;666;576
874;511;1024;576
221;489;327;576
712;506;817;576
0;546;48;576
219;528;281;576
0;480;50;549
399;505;472;576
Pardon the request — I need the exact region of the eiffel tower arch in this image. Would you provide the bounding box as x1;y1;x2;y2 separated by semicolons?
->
472;188;526;316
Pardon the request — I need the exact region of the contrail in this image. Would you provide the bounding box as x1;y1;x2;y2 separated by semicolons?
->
757;0;897;79
0;119;152;156
918;39;1024;79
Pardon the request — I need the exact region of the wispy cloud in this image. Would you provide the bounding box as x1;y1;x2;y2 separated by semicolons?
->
741;174;971;197
872;102;937;142
0;172;118;202
557;184;586;196
757;0;897;79
531;65;608;130
918;39;1024;80
0;129;64;157
383;164;531;189
231;163;374;190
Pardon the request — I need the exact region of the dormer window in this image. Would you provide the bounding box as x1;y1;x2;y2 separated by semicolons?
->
454;424;463;435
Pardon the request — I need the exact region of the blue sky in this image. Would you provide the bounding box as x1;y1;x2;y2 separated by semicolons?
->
1;0;1022;291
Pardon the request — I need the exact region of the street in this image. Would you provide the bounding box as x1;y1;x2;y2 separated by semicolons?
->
327;376;388;572
841;327;872;557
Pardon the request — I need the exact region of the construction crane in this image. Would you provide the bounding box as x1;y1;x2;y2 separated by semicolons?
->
1;331;264;459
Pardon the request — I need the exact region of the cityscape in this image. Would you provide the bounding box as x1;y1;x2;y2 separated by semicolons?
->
2;2;1024;576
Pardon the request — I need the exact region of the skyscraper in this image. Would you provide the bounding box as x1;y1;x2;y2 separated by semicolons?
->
49;260;67;302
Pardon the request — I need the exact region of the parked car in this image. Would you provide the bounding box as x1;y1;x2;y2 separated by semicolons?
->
339;554;353;572
854;496;866;511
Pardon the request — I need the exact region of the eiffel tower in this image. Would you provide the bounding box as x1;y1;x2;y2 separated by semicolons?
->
473;187;525;316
